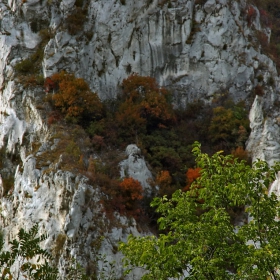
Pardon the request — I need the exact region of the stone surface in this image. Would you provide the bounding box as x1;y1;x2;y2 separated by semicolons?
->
119;144;153;191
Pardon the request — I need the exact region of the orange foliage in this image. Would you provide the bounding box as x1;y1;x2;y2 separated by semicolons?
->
236;125;249;147
118;74;175;131
50;71;103;122
119;177;143;203
183;167;201;191
259;9;271;27
156;170;172;189
109;177;144;217
141;91;174;123
155;170;175;197
116;100;146;135
231;146;250;163
97;176;144;219
122;74;160;100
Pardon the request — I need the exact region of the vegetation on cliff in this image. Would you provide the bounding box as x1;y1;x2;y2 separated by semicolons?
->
120;142;280;279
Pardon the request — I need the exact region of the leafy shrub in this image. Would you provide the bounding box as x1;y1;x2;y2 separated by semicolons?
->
259;9;271;27
47;111;62;126
156;170;172;189
44;77;58;93
149;146;182;174
107;177;144;218
231;146;251;163
1;175;14;196
65;7;87;35
117;74;175;137
86;120;105;137
91;135;105;150
48;74;251;203
14;59;34;73
118;177;143;208
155;170;175;197
254;84;264;96
49;71;104;123
208;105;249;151
36;125;91;173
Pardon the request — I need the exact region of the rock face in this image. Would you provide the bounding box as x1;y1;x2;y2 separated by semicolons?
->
1;0;280;278
2;0;278;101
119;144;153;192
42;0;279;103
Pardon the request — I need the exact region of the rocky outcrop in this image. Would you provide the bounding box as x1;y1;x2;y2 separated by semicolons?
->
42;0;278;103
246;93;280;166
119;144;153;192
2;0;278;101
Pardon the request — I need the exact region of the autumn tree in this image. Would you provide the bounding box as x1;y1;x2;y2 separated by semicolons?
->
183;167;201;191
49;71;103;123
231;146;251;163
118;177;143;214
155;170;174;197
121;74;161;101
115;100;146;142
116;74;175;140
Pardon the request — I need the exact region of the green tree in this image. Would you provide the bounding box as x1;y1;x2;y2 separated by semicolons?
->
119;142;280;279
208;106;249;149
0;224;58;279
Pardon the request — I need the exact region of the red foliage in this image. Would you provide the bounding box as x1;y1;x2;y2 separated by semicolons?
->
108;177;144;218
100;176;144;218
247;5;257;26
260;9;271;28
44;77;57;93
183;167;201;192
47;111;62;126
122;74;160;100
116;100;147;136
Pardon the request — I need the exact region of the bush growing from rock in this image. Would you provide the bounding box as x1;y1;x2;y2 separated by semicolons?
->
49;71;104;124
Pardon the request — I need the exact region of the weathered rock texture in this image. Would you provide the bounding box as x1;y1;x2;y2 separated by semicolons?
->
1;0;280;278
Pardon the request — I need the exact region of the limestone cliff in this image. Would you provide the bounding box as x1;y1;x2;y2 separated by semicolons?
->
0;0;280;279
